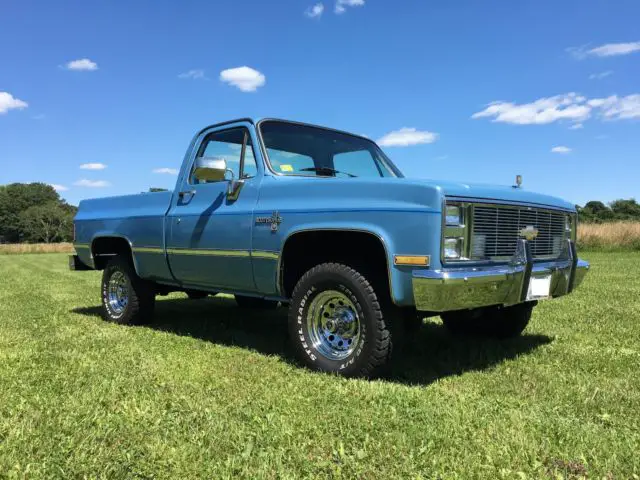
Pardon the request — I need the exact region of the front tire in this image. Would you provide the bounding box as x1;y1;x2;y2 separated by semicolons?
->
101;256;155;325
288;263;391;377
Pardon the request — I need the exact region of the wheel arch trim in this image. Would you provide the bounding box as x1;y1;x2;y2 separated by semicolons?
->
276;226;397;304
89;234;141;275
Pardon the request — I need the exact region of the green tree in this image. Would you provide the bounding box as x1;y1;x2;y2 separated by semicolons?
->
610;199;640;220
18;203;73;243
583;201;608;214
0;183;61;242
579;200;614;223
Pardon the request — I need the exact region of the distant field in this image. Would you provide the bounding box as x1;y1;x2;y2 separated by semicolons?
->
578;222;640;251
0;242;74;254
0;252;638;477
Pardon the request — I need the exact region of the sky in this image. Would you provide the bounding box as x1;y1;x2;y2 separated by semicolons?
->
1;0;639;207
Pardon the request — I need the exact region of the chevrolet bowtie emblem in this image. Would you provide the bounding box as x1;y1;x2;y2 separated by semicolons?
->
256;211;283;232
519;225;539;241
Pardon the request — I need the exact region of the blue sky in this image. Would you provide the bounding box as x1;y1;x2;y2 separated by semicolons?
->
1;0;639;206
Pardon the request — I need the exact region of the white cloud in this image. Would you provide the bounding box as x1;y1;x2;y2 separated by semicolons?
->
471;93;591;125
49;184;68;192
590;94;640;120
0;91;28;114
588;41;640;57
377;127;439;147
551;146;572;154
472;92;640;125
64;58;98;71
566;44;591;60
74;179;110;188
32;113;46;120
80;163;107;170
219;66;266;92
178;69;206;80
567;42;640;59
569;123;584;130
589;71;613;80
305;3;324;18
153;168;178;175
335;0;364;14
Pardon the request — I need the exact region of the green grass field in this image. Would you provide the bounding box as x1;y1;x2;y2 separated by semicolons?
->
0;253;638;478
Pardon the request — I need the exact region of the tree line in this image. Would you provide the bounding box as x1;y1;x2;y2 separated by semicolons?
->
578;199;640;223
0;183;77;243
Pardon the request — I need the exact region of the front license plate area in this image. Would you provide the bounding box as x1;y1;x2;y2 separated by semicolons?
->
527;275;552;300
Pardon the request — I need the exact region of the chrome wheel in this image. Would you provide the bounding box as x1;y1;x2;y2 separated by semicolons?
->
306;290;361;360
107;271;129;315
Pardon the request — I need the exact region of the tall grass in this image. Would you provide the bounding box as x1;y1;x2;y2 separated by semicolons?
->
0;242;75;255
578;222;640;251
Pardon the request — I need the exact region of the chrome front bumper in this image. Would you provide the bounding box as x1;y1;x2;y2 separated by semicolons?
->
412;240;589;312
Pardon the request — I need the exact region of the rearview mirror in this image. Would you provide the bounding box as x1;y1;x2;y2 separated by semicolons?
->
193;157;227;182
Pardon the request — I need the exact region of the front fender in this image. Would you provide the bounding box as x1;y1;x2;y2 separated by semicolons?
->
252;176;444;305
274;212;441;306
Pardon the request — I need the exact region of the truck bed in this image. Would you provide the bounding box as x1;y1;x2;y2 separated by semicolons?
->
74;191;173;280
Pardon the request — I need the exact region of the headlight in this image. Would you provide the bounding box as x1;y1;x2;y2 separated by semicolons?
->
444;237;463;259
445;205;462;226
443;201;469;261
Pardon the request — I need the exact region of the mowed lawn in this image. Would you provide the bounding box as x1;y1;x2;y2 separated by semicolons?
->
0;253;638;478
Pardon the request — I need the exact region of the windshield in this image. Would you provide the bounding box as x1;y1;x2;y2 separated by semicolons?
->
259;121;402;178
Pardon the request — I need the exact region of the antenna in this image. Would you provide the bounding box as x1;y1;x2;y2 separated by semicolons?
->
513;175;523;189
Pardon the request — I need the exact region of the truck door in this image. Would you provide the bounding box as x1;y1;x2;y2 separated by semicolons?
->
166;122;260;291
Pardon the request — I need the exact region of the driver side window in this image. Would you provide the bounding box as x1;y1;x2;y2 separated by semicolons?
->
192;128;258;184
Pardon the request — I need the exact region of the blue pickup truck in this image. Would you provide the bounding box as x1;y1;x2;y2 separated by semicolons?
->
71;118;589;377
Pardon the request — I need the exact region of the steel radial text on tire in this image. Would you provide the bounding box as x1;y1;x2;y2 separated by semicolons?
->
288;262;392;377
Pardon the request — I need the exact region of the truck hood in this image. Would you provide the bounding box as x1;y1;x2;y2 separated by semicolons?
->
259;175;576;215
407;178;576;211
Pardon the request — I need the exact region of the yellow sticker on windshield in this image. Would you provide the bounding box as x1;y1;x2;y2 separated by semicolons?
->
280;164;294;172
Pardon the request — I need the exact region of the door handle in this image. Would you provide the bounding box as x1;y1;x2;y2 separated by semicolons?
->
178;190;196;199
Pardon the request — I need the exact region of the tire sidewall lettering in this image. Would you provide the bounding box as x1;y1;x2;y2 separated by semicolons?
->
294;280;367;370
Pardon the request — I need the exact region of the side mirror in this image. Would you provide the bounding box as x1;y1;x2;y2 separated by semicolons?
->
193;157;227;182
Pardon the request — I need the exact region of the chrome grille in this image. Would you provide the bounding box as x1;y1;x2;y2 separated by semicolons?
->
471;205;569;260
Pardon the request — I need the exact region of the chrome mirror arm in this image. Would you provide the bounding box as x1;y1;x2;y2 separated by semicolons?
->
224;168;245;201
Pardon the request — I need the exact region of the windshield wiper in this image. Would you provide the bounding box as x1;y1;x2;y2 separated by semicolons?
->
299;166;357;178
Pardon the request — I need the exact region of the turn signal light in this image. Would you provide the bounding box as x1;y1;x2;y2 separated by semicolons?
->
394;255;430;266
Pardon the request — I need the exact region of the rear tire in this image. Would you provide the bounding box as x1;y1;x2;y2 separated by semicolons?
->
441;302;535;339
484;303;535;338
101;256;155;325
440;309;483;336
235;295;278;309
288;263;392;378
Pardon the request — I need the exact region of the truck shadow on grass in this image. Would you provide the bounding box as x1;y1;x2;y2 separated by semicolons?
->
73;295;553;386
